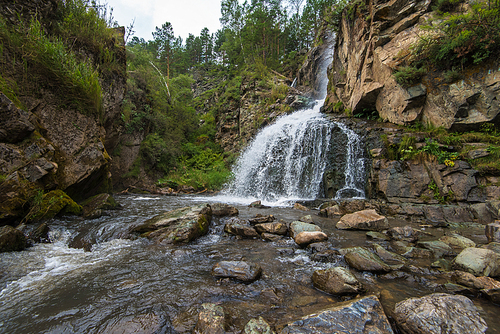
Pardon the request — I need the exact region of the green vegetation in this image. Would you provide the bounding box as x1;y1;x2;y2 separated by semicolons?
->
24;189;82;222
393;66;427;87
0;0;122;117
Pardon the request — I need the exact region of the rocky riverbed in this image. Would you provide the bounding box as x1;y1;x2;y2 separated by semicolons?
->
1;195;500;333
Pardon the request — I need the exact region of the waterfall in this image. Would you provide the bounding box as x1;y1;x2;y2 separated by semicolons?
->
219;32;366;206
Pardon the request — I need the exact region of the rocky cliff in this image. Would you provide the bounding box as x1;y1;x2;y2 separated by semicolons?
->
0;0;127;223
325;0;500;130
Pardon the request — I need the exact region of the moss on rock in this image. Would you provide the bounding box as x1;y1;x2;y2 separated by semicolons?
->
30;190;82;221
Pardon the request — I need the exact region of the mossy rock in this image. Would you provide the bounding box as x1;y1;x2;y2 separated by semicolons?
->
0;172;39;224
81;193;120;218
30;190;82;221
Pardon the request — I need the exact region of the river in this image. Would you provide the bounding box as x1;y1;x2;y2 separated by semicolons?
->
0;195;498;333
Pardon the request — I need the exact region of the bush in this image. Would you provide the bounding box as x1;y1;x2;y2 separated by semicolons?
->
393;66;427;87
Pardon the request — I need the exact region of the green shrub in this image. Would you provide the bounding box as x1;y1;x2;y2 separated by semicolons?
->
393;66;427;87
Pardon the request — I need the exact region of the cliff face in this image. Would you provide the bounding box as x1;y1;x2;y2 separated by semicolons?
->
0;0;126;223
326;0;500;130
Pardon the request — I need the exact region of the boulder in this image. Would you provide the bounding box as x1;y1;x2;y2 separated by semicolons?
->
299;215;314;224
132;204;212;244
452;247;500;277
212;261;262;282
224;218;259;238
211;203;239;217
293;203;309;211
336;209;389;231
366;231;390;241
29;222;50;243
248;214;275;224
30;190;82;221
439;233;476;249
294;231;328;247
193;303;225;334
289;221;321;238
0;225;27;252
312;267;364;295
485;221;500;243
280;295;393;333
243;317;275;334
320;204;342;217
481;242;500;254
254;222;288;235
394;293;487;334
261;233;284;242
342;247;394;272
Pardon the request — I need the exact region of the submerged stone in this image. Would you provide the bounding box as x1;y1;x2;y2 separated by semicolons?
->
243;317;275;334
132;204;212;244
81;193;120;218
212;261;262;282
312;267;364;295
280;295;393;333
193;303;225;334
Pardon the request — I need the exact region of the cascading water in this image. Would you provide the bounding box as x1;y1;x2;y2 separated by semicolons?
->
221;34;366;205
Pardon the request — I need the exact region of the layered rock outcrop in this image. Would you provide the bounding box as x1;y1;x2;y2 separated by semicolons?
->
325;0;500;130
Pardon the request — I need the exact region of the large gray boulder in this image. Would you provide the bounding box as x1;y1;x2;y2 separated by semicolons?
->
394;293;487;334
254;221;288;235
132;204;212;244
439;233;476;249
224;218;259;238
312;267;364;295
336;209;389;231
212;261;262;282
280;295;393;333
452;247;500;277
211;203;239;217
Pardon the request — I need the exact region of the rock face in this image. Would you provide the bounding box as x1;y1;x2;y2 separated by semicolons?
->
452;247;500;277
0;225;27;252
81;193;120;218
312;267;364;295
326;0;500;131
280;295;393;333
394;293;488;334
193;303;225;334
336;209;388;231
132;204;212;244
212;261;262;282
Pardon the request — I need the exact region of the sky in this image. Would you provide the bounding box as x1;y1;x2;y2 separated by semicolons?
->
106;0;224;42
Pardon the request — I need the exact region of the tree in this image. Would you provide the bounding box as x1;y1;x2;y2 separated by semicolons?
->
152;22;175;79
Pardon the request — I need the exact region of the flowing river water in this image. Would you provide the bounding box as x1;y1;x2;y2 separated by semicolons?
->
1;195;499;333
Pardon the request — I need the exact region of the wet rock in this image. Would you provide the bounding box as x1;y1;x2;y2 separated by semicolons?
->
482;288;500;303
261;233;283;242
211;203;239;217
311;250;341;263
481;242;500;254
280;295;393;333
453;247;500;277
307;242;333;253
248;214;275;224
260;288;282;304
289;221;321;238
299;215;314;224
212;261;262;282
254;222;288;235
338;200;366;214
485;221;500;243
431;259;452;271
439;233;476;249
0;225;27;252
243;317;275;334
394;293;487;334
132;204;212;244
342;247;393;272
30;190;82;221
320;204;341;217
293;203;309;211
417;240;455;257
29;222;50;243
193;303;225;334
372;243;406;264
81;193;120;218
294;231;328;247
451;271;500;290
366;231;390;241
249;201;270;209
99;306;175;334
390;240;411;253
401;247;434;259
312;267;364;295
336;209;388;231
387;226;419;243
224;218;259;238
